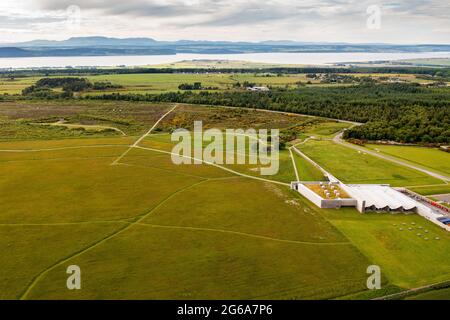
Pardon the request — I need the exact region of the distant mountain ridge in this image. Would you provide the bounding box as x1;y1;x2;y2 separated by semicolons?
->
0;36;449;58
11;37;159;47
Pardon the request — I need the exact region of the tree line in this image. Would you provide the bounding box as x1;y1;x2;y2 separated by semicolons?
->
22;77;121;98
3;67;449;79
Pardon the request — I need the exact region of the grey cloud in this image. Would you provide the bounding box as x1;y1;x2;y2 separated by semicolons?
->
0;14;64;29
34;0;450;26
37;0;207;16
4;0;448;43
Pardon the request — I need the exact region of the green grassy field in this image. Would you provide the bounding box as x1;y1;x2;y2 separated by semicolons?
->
139;133;296;184
0;101;313;141
291;149;325;181
302;122;351;138
0;73;311;96
1;101;449;300
0;71;427;96
365;144;450;177
0;69;433;95
297;140;442;187
81;72;320;94
0;77;40;95
0;137;375;299
408;185;450;196
1;134;449;299
322;209;450;289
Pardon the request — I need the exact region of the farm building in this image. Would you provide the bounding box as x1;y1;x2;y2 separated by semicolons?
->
342;184;418;213
247;86;270;92
291;147;450;232
291;182;417;213
291;181;450;232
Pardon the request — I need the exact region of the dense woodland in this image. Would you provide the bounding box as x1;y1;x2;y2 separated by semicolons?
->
21;77;121;98
84;83;450;144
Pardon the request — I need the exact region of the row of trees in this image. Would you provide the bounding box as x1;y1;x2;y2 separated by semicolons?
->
4;67;450;79
178;82;219;90
22;77;121;98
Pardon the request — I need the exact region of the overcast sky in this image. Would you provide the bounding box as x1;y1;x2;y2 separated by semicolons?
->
0;0;448;44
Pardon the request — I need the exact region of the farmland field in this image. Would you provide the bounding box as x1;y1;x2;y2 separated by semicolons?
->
0;71;431;96
2;0;450;305
322;209;450;289
0;100;449;300
0;135;373;299
0;73;311;95
297;140;443;187
408;185;450;196
365;144;450;177
291;149;325;181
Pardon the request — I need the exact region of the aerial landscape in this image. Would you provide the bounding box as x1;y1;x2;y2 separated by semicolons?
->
0;0;449;306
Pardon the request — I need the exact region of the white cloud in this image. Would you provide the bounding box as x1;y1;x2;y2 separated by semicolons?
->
0;0;448;43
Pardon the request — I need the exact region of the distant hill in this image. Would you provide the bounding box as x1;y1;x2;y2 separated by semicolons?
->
0;47;31;57
14;36;159;47
0;36;449;58
0;46;174;58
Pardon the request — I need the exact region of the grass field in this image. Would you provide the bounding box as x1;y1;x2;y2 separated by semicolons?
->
297;140;442;187
0;71;428;96
408;185;450;196
139;133;296;184
0;73;310;96
365;144;450;177
0;137;375;299
81;73;322;95
302;122;351;138
0;101;314;141
291;149;325;181
0;77;39;95
322;208;450;289
1;101;449;300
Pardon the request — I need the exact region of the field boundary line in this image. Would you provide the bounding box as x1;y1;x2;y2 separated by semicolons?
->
430;193;450;197
373;279;450;300
19;179;206;300
31;122;127;136
0;144;130;153
115;161;213;180
134;145;290;187
111;104;179;165
0;220;126;227
247;276;368;300
288;147;300;181
404;183;449;188
135;223;352;246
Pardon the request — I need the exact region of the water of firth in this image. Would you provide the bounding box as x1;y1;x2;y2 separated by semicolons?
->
0;51;449;69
